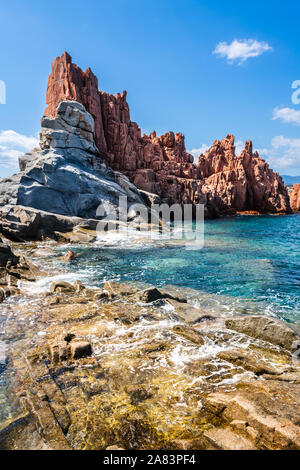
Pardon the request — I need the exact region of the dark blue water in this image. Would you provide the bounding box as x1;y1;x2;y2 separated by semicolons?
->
48;214;300;324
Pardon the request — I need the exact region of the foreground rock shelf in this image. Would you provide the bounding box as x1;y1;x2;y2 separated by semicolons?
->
0;247;299;450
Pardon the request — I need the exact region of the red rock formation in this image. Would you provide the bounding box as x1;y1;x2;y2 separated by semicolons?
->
45;52;107;153
290;184;300;211
198;135;290;214
44;52;291;216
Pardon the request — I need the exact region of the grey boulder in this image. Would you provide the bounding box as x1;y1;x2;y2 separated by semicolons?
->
0;101;149;240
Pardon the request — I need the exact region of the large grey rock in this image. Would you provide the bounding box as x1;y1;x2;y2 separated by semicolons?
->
0;101;148;240
225;315;300;352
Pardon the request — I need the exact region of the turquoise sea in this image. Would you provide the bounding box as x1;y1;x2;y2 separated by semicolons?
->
44;213;300;325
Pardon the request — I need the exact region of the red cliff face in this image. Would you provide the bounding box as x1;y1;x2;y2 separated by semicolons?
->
44;52;291;216
198;135;290;214
45;52;107;154
290;184;300;211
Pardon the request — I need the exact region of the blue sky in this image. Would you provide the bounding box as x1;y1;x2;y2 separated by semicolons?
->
0;0;300;177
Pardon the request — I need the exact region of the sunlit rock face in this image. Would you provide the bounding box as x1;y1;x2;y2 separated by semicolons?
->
44;52;291;216
290;184;300;211
198;135;291;214
0;100;146;240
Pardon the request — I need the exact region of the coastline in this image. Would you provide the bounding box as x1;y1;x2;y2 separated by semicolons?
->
0;234;300;450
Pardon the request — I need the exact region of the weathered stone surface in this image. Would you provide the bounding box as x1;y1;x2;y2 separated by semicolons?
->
166;298;215;324
172;324;205;345
103;280;138;298
74;280;85;292
50;281;75;293
290;184;300;211
225;315;300;351
48;336;92;363
45;52;107;155
134;287;164;303
0;101;148;241
198;136;291;214
217;348;280;376
44;53;291;216
2;273;300;450
106;445;125;450
200;427;256;450
0;413;57;450
0;241;43;294
0;205;99;242
93;291;109;301
70;341;92;359
203;381;300;450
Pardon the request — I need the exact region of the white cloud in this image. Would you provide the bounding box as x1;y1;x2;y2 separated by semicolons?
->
235;140;245;156
272;107;300;126
0;130;39;170
213;39;272;64
188;144;210;159
257;136;300;171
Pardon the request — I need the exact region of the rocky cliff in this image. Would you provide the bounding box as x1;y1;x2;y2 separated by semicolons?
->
0;100;147;241
290;184;300;211
44;52;291;216
198;135;290;214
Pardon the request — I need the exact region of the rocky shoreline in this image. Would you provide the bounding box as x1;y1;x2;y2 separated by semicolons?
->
0;241;300;450
0;50;299;452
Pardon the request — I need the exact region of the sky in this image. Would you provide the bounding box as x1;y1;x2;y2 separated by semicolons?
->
0;0;300;177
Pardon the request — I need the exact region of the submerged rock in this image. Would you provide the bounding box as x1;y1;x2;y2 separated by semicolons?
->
172;324;205;345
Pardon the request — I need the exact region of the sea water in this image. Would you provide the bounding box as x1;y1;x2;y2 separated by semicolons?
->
29;214;299;325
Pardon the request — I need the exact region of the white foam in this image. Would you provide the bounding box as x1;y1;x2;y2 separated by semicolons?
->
20;272;92;295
